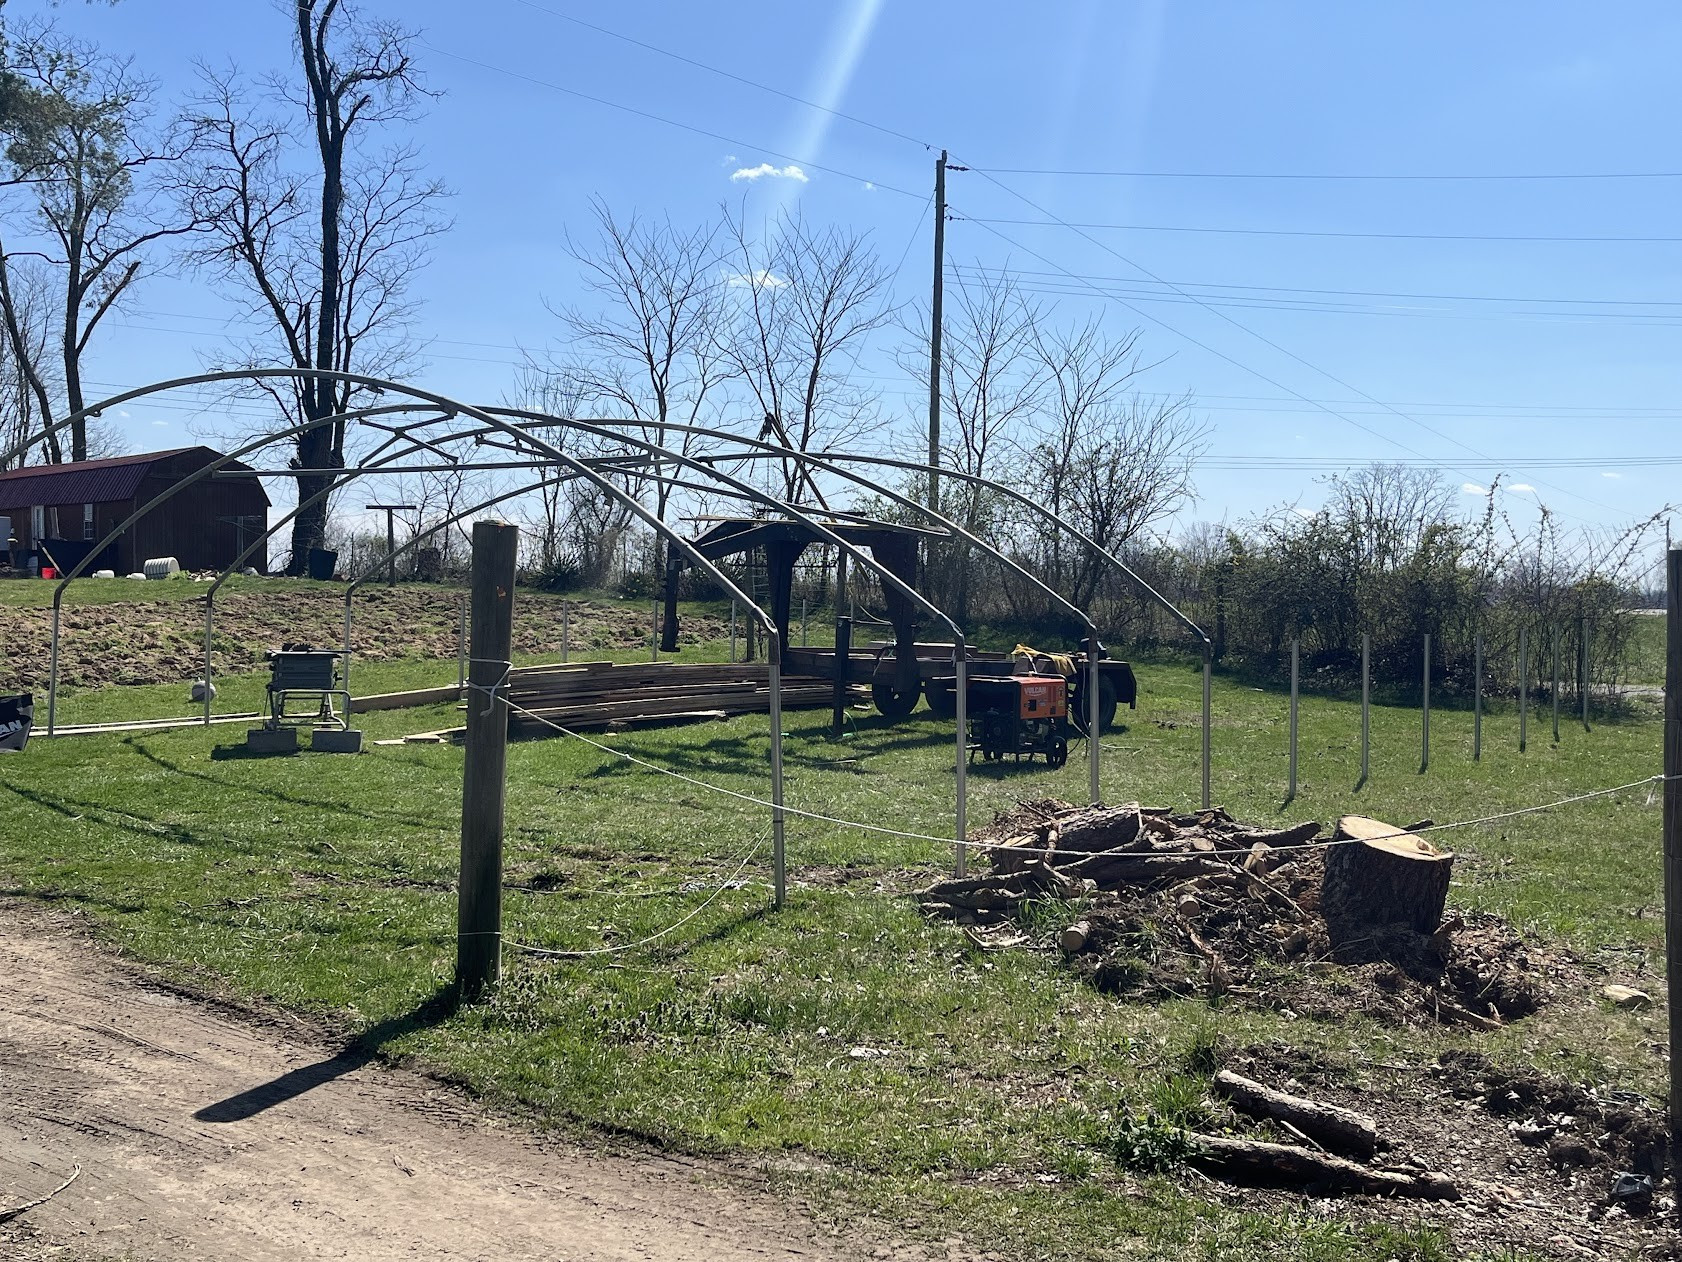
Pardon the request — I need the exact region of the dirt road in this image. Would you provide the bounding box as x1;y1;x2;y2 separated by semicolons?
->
0;904;904;1261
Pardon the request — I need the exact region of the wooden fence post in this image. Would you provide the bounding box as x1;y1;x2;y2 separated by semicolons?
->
456;520;517;1004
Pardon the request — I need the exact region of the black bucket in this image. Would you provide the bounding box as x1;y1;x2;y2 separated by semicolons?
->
306;547;339;582
0;692;34;753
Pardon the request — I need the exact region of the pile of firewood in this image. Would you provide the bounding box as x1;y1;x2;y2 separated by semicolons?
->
921;799;1551;1031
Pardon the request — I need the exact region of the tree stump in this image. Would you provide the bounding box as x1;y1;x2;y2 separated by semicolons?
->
1322;815;1453;938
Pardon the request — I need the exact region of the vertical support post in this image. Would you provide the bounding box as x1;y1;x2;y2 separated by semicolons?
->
1201;643;1212;809
1421;633;1431;773
560;598;570;663
1288;637;1299;799
47;602;60;735
386;508;397;588
1581;614;1590;730
1519;627;1529;752
928;149;947;516
456;594;467;691
832;615;852;739
1087;640;1101;807
650;596;659;662
203;596;215;726
1360;632;1370;786
729;602;738;664
456;520;517;1004
342;600;355;697
801;597;809;648
1661;549;1681;1179
769;632;786;909
1552;622;1561;743
953;638;968;877
1473;633;1483;761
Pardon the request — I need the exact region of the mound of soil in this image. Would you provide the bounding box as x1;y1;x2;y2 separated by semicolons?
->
1;586;726;692
923;798;1574;1032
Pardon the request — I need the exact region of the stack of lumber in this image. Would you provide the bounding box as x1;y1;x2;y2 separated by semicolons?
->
503;660;855;733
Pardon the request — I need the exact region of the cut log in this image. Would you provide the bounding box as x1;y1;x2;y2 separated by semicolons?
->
1189;1134;1457;1200
1322;815;1454;938
991;803;1148;873
1060;920;1092;953
1212;1070;1378;1160
1233;820;1322;849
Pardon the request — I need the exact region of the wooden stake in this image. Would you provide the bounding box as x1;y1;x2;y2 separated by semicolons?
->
1663;549;1682;1184
456;520;517;1004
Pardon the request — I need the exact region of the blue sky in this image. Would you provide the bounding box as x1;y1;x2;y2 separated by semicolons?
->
37;0;1682;535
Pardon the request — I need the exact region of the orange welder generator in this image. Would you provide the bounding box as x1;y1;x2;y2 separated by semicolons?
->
966;673;1069;768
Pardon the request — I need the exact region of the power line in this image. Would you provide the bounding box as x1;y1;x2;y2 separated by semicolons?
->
944;263;1682;309
948;222;1610;520
502;0;934;152
418;41;923;199
959;215;1682;245
976;167;1682;181
952;159;1625;518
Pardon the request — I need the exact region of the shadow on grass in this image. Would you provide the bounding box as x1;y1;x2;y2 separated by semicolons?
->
194;982;461;1123
2;782;228;851
128;739;443;831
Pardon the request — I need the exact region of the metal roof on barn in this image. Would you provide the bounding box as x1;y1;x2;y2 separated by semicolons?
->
0;448;267;511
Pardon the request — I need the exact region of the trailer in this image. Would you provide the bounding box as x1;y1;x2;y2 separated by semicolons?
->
662;515;1139;735
784;640;1136;733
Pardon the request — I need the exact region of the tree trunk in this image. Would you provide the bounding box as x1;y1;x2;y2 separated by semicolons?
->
1321;815;1453;938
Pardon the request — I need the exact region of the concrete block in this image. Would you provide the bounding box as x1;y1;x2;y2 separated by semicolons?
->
310;727;363;754
245;726;298;755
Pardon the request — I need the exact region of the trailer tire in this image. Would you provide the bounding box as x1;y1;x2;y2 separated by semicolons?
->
1072;676;1119;735
872;679;920;718
924;678;956;719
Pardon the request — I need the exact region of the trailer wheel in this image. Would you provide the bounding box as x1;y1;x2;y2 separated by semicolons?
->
1072;676;1119;735
924;678;956;719
871;679;920;718
1047;736;1069;769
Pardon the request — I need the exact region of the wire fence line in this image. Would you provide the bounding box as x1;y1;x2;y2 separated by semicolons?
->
491;690;1669;862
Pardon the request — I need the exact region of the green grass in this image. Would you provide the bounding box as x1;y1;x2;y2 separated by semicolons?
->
0;655;1665;1260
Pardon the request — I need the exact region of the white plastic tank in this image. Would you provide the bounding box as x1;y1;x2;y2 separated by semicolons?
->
142;556;181;580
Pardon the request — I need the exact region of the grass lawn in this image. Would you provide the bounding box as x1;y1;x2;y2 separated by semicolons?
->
0;638;1669;1260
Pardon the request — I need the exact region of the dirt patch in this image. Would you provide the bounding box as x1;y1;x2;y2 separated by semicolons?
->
1197;1043;1679;1259
1;585;725;691
0;900;919;1262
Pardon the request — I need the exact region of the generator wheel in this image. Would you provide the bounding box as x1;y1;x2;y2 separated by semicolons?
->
871;679;921;718
1047;736;1069;769
923;678;957;719
1071;675;1119;735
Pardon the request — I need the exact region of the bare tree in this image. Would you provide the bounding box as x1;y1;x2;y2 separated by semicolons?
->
1027;318;1204;606
0;254;54;467
720;205;892;504
177;0;445;573
548;201;729;559
0;24;196;461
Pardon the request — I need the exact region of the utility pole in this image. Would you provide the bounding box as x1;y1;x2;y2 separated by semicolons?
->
927;149;947;515
366;503;418;587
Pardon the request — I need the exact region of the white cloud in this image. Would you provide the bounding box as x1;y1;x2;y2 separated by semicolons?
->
1462;482;1487;495
1291;506;1316;520
117;409;130;418
730;162;808;184
1601;471;1622;479
151;420;169;427
725;269;789;290
862;180;875;191
1509;483;1536;493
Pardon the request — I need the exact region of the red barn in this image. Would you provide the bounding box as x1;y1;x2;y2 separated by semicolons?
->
0;447;270;576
